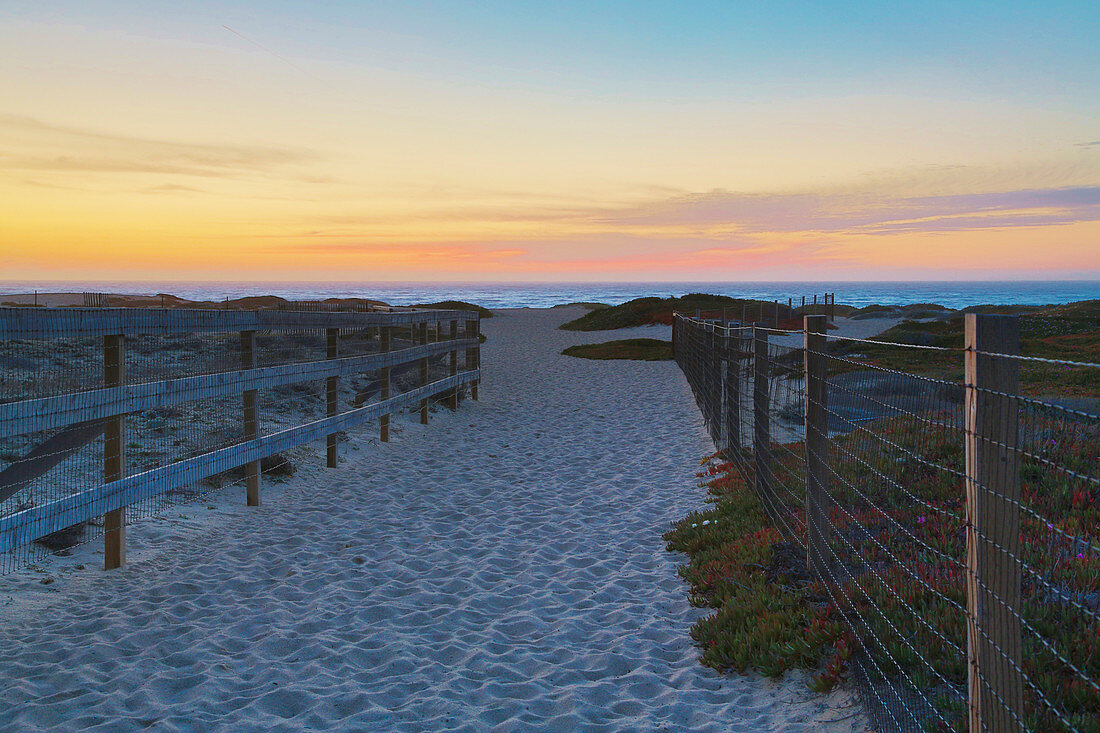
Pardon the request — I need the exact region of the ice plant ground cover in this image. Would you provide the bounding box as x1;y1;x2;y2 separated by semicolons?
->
665;408;1099;732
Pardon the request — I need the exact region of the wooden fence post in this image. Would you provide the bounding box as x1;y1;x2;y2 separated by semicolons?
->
241;330;260;506
472;316;481;401
710;322;721;443
724;326;740;456
753;327;770;501
103;334;126;570
448;319;459;409
804;315;829;578
464;319;477;402
419;321;430;424
965;314;1024;733
718;323;727;448
380;326;392;442
708;319;717;433
326;327;339;468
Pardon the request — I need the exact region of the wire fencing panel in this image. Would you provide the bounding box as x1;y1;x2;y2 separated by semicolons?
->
0;307;481;574
673;311;1098;733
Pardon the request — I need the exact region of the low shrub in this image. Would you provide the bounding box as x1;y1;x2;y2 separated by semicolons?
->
559;294;786;331
414;301;494;318
561;339;673;361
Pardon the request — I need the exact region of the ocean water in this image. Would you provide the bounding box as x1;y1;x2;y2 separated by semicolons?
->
1;280;1097;310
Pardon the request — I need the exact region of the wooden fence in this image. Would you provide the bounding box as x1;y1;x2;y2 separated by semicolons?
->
0;307;481;570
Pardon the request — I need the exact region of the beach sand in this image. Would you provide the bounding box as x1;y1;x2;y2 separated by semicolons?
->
0;307;870;732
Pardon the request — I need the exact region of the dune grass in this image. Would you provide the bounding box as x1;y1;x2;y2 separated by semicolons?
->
561;338;673;361
413;300;494;318
558;294;791;331
830;300;1100;396
552;302;612;310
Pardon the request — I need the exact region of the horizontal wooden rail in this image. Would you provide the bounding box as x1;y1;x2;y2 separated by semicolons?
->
0;307;476;340
0;338;478;438
0;370;478;553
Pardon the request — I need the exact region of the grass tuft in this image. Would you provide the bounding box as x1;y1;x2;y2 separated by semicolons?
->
413;300;494;318
561;338;673;361
558;294;789;331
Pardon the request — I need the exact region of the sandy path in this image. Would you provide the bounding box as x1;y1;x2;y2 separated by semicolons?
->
0;307;867;732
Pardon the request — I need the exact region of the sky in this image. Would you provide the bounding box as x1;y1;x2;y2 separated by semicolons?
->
1;1;1099;282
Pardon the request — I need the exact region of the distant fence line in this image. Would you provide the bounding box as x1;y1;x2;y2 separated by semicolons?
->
0;306;481;572
672;311;1098;733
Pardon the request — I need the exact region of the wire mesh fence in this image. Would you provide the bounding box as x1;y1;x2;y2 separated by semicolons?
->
673;311;1099;733
0;306;482;575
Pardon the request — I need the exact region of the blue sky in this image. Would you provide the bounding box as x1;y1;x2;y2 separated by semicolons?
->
2;1;1098;280
10;1;1099;98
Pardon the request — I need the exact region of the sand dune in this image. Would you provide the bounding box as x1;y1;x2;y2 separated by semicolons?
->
0;306;868;731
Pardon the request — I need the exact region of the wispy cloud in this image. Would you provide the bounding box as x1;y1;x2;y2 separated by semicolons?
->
277;239;528;261
0;115;318;179
589;185;1100;236
275;183;1100;244
141;183;204;194
254;178;1100;277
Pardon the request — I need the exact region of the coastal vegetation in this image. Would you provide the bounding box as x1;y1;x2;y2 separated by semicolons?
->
561;339;673;361
665;455;847;688
413;300;494;318
558;294;792;331
666;411;1100;731
552;302;612;310
831;299;1100;397
846;303;949;319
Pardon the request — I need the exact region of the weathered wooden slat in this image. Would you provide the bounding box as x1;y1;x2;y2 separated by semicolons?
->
804;315;829;579
0;307;478;340
241;330;260;507
325;328;339;469
0;370;479;553
103;334;126;569
419;322;430;425
380;326;392;442
0;338;478;438
965;314;1024;733
448;319;459;410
